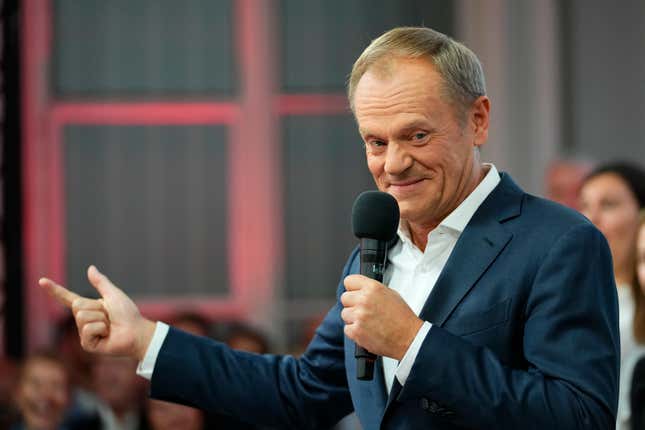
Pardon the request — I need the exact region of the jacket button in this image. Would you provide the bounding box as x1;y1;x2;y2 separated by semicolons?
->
419;397;430;410
428;401;441;414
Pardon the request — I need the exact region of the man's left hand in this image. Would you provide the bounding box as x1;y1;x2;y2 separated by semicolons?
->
341;274;424;360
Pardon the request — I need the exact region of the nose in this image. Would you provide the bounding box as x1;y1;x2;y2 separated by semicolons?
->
383;142;412;176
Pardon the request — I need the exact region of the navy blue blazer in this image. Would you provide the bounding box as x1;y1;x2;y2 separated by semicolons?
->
150;173;619;429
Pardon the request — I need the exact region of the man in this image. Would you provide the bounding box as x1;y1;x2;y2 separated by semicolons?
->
544;159;592;210
41;27;618;429
12;352;70;430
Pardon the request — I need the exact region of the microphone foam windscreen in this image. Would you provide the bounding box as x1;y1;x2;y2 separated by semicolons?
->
352;191;400;241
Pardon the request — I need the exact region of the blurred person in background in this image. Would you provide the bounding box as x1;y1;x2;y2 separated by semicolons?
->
580;162;645;364
619;211;645;430
545;158;592;210
169;312;211;338
11;351;69;430
55;316;97;426
85;356;148;430
225;323;269;354
0;357;18;430
628;212;645;430
579;162;645;430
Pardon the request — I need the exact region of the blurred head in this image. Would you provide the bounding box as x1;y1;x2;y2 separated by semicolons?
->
226;324;270;354
580;162;645;285
147;399;203;430
92;356;142;418
171;312;211;337
545;159;592;209
349;28;490;231
15;352;69;430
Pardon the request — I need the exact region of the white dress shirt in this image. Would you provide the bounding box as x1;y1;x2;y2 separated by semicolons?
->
382;164;500;393
138;165;501;395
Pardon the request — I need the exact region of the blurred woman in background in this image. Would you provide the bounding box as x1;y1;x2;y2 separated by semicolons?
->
579;162;645;430
580;162;645;362
628;212;645;430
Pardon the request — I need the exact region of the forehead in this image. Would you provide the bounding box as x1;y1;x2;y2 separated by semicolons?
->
583;173;631;196
354;58;450;130
23;358;66;380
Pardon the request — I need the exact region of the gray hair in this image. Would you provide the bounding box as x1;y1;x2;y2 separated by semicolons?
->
347;27;487;121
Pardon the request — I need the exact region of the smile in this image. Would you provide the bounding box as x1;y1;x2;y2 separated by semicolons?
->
388;179;426;194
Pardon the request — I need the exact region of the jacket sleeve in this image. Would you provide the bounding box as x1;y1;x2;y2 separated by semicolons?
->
148;249;359;429
397;223;619;429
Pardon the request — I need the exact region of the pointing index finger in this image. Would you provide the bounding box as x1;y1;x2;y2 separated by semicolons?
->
39;277;81;309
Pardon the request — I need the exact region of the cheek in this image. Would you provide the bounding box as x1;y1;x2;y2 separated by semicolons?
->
601;209;638;239
366;157;386;188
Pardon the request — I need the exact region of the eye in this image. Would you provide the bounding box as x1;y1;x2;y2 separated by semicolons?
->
600;200;619;210
365;139;386;150
413;132;427;140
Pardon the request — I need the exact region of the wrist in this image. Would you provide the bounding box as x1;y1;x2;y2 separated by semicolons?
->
134;318;157;361
397;317;424;361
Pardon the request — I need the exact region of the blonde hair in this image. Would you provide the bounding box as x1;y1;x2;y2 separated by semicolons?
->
347;27;486;120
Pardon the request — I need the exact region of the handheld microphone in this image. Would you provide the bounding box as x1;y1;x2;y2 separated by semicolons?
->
351;191;400;380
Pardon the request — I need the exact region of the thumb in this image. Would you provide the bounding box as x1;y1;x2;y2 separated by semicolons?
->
87;265;119;298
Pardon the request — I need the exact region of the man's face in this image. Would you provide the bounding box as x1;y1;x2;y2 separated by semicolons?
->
354;57;488;228
16;358;69;430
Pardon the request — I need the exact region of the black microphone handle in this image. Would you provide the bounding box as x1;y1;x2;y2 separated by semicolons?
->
355;238;388;380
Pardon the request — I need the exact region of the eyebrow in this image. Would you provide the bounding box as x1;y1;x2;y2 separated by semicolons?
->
359;120;429;138
397;121;430;136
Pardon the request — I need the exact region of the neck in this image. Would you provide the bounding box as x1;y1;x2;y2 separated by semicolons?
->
614;252;636;287
409;163;487;252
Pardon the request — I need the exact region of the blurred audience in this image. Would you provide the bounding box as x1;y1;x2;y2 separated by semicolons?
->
225;323;270;354
545;158;592;210
170;312;211;338
11;351;69;430
55;316;96;425
86;356;148;430
579;162;645;430
0;357;18;429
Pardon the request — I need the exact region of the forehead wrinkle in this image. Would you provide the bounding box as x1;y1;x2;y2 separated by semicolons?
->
356;93;437;138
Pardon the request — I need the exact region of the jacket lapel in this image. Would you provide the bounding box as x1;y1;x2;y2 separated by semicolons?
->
418;173;522;326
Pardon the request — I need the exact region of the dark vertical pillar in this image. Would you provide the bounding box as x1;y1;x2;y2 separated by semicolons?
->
2;0;23;358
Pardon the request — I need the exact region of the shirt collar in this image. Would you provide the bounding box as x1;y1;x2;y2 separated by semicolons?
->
441;163;500;233
397;163;501;242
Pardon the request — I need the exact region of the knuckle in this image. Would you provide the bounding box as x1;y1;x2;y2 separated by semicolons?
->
340;292;348;305
71;298;82;313
343;324;353;338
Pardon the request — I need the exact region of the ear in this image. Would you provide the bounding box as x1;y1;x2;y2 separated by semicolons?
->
469;96;490;148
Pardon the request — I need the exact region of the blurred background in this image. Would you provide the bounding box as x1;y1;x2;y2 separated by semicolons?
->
1;0;644;361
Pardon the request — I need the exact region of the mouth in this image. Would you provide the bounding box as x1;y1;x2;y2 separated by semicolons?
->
388;178;425;194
